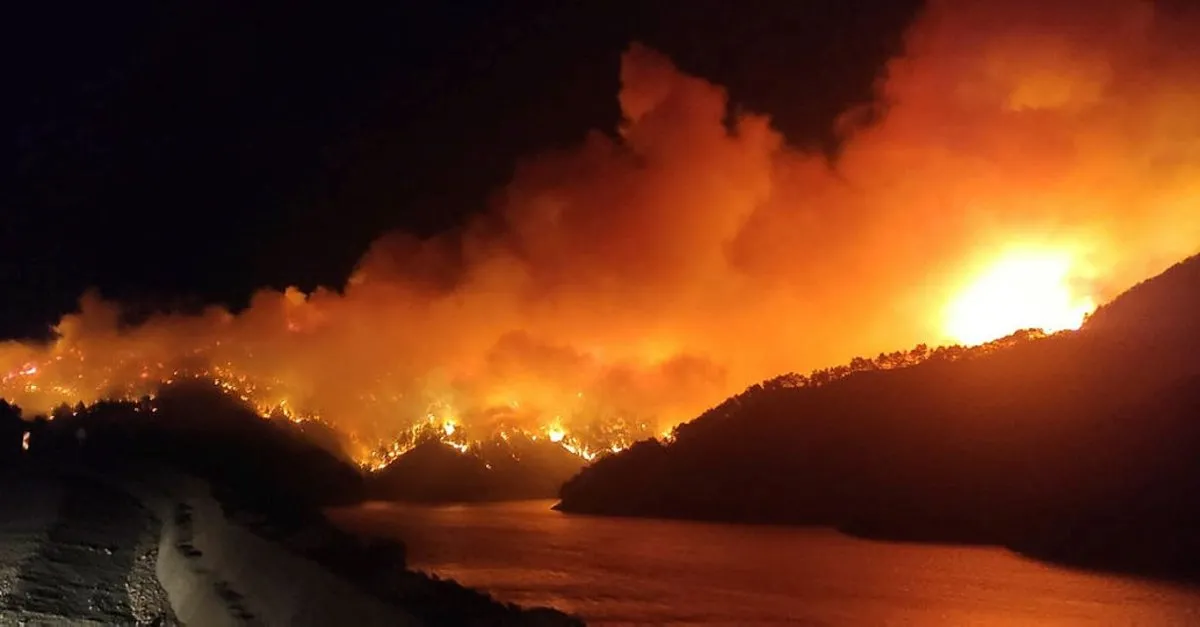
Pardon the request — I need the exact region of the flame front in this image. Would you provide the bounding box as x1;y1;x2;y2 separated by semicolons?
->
945;248;1098;345
2;0;1199;471
0;339;658;470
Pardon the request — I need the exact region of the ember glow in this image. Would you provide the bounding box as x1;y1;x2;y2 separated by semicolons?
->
2;0;1198;469
945;248;1097;345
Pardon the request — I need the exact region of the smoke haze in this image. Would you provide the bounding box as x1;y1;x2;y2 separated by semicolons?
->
3;0;1198;456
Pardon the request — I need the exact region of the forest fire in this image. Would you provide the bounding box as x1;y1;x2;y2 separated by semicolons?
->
1;0;1198;473
945;248;1098;346
0;346;650;471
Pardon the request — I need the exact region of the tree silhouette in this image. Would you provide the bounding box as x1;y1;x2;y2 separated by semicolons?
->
560;254;1200;580
0;399;24;462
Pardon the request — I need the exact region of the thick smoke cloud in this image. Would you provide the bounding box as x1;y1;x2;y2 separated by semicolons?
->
3;0;1198;452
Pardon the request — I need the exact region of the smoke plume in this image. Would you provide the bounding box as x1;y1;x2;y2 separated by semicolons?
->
3;0;1198;460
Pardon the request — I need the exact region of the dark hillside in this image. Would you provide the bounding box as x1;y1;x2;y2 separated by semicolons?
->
26;382;366;518
557;252;1200;579
367;436;585;503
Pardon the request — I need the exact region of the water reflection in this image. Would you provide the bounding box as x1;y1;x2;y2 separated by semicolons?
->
329;500;1200;626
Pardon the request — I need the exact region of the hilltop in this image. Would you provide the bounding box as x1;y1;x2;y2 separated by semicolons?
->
0;383;583;626
557;253;1200;580
367;436;584;503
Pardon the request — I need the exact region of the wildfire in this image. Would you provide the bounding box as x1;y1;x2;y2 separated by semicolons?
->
3;6;1198;481
358;410;630;470
944;249;1097;346
130;348;648;469
0;339;665;472
561;439;598;462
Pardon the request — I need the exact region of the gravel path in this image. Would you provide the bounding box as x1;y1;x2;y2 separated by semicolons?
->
0;467;177;625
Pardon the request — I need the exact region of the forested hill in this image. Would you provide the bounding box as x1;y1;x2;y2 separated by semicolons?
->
557;253;1200;580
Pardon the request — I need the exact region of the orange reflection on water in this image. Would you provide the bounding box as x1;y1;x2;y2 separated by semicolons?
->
331;500;1200;626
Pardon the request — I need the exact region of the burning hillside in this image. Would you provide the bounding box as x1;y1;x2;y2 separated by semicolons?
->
0;325;657;470
2;0;1198;469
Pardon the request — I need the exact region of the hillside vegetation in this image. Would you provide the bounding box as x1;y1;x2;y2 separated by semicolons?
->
558;253;1200;579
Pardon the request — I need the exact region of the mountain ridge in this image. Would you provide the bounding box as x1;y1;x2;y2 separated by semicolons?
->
556;250;1200;580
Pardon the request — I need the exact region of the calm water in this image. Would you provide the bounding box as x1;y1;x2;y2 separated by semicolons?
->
328;500;1200;626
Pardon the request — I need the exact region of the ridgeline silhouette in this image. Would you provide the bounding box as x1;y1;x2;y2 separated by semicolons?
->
4;378;585;506
368;437;584;503
557;252;1200;581
1;381;583;625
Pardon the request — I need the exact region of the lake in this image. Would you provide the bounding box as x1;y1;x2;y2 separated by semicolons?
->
328;499;1200;626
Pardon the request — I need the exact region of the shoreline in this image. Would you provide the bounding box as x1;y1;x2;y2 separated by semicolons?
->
552;499;1200;588
135;467;585;626
1;460;583;626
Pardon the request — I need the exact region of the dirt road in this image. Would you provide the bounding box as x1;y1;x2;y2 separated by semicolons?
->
0;467;176;625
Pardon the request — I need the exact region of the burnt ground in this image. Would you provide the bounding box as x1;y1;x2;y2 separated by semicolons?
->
0;465;177;625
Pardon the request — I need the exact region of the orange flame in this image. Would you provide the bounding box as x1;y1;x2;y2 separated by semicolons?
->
2;1;1198;471
945;248;1098;345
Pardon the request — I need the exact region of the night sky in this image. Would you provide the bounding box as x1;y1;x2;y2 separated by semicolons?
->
8;0;920;339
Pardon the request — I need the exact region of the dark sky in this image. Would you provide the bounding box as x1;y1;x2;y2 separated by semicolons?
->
7;0;921;338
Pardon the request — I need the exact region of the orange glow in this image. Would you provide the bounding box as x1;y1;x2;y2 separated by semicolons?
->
945;250;1097;345
1;1;1199;472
